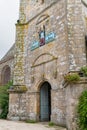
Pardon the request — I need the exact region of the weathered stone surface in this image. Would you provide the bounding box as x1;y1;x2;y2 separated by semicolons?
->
0;44;15;85
0;0;87;129
65;81;87;130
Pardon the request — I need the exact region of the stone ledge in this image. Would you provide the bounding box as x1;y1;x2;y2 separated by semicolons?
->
8;85;27;93
64;77;87;88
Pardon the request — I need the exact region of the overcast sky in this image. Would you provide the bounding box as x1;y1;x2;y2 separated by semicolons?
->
0;0;19;60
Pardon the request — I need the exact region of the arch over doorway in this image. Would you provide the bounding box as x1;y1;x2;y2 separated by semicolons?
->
1;65;11;85
40;81;51;121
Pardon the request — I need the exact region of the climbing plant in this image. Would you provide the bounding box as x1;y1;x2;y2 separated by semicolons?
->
0;81;13;119
77;90;87;130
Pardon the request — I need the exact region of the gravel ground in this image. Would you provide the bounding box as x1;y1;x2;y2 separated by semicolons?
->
0;120;66;130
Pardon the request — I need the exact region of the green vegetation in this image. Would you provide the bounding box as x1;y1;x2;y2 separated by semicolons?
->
25;119;37;123
0;81;13;119
48;122;55;127
77;90;87;130
80;66;87;77
64;73;80;83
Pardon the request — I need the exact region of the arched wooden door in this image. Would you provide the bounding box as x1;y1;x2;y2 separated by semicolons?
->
40;82;51;121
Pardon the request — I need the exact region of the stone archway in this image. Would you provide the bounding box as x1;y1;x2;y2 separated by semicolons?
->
39;81;51;121
1;65;11;85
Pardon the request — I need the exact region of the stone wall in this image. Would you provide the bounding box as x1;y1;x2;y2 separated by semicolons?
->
82;0;87;35
25;0;69;88
24;0;68;126
67;0;86;71
65;79;87;130
19;0;61;23
51;89;66;126
13;24;27;86
7;0;87;129
8;92;28;120
8;1;68;126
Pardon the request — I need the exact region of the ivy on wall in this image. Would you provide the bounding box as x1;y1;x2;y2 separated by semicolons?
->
77;90;87;130
0;81;13;119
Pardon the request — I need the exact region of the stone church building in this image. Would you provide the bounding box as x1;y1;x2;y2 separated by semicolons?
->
0;0;87;129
